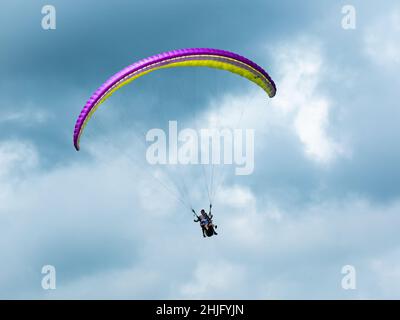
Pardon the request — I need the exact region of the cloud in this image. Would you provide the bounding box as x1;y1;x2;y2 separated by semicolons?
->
1;137;400;299
49;266;162;299
179;261;246;299
201;39;347;166
270;39;347;164
0;109;49;126
370;249;400;298
217;185;256;209
364;9;400;67
0;137;177;298
0;140;38;180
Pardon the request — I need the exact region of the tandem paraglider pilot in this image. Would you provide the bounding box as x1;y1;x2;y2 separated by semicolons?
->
193;204;218;238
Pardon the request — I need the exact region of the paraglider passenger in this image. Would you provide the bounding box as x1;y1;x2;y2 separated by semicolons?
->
193;205;217;237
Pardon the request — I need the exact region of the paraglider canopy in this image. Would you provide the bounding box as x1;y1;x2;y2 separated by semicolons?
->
73;48;276;151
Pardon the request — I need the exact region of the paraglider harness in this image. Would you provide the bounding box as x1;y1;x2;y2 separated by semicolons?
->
192;204;217;237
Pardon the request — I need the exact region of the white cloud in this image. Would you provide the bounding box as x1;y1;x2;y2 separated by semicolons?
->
370;250;400;297
217;184;255;209
0;140;38;179
179;261;246;299
364;10;400;67
1;138;400;299
200;39;347;165
0;141;38;212
270;40;346;163
49;266;162;299
0;109;49;125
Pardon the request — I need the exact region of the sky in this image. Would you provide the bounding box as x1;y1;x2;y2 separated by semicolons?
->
0;0;400;299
